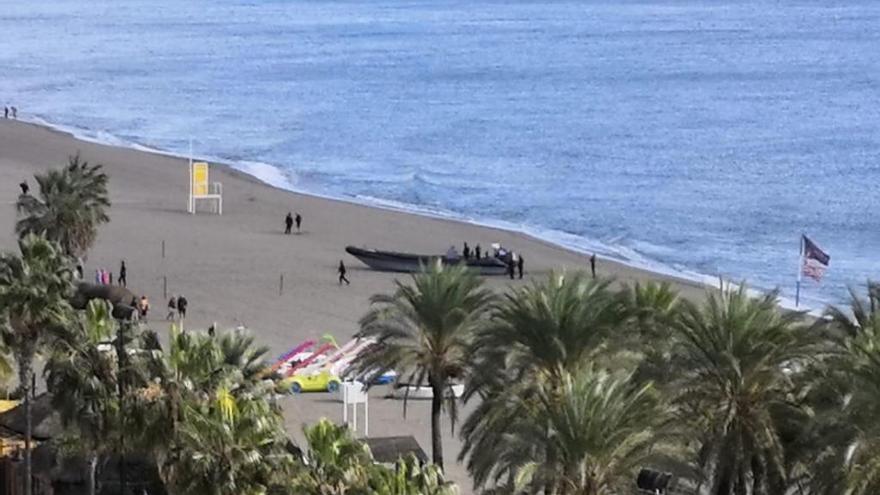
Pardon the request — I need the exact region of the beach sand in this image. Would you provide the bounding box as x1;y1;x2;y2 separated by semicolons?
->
0;118;708;492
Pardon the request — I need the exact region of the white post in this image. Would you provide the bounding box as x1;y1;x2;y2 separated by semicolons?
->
364;395;369;437
187;139;193;214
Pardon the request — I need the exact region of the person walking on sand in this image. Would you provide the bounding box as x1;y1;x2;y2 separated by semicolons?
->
338;260;350;285
177;295;188;319
138;295;150;320
590;253;597;278
166;296;177;320
285;212;293;234
295;212;302;233
118;260;127;287
517;254;524;279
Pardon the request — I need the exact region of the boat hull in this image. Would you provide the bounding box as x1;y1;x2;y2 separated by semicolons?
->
345;246;508;276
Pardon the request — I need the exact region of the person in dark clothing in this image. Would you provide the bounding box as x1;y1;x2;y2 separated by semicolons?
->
338;260;350;285
285;212;293;234
463;242;470;259
517;255;524;279
10;107;16;119
75;262;84;280
177;296;188;318
208;322;216;338
118;260;127;287
590;254;597;278
166;296;177;320
474;244;481;260
3;107;7;119
19;182;28;195
507;258;516;280
295;213;302;233
177;295;188;319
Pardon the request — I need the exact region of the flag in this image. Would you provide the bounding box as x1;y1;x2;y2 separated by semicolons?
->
801;235;829;282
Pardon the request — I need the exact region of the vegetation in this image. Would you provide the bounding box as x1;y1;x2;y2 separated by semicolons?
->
45;299;121;495
351;261;494;470
16;155;110;258
293;418;456;495
0;234;73;495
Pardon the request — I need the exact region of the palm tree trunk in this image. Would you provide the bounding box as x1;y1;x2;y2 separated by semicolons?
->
86;451;98;495
429;378;444;470
18;357;33;495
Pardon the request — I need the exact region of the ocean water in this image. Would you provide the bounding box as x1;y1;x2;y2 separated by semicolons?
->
1;0;878;309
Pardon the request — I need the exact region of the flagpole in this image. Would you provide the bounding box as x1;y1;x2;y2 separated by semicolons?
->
795;234;803;307
188;138;193;214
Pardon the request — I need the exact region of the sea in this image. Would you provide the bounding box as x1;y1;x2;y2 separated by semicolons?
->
1;0;878;310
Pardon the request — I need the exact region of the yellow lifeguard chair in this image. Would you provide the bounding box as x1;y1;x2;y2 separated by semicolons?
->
188;160;223;215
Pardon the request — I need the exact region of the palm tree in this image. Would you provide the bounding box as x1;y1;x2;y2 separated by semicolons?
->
293;418;458;495
615;281;682;386
352;261;494;470
368;454;457;495
461;273;628;489
467;273;622;394
293;418;373;493
170;387;293;495
16;155;110;258
0;234;72;495
806;282;880;494
824;280;880;336
502;367;662;495
132;326;283;489
44;299;118;495
669;286;814;495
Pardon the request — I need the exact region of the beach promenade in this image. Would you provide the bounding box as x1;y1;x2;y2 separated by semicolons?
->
0;118;708;491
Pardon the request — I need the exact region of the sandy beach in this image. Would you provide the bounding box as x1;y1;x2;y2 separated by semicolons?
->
0;118;709;492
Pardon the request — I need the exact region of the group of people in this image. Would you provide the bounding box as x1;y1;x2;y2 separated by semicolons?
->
284;212;302;234
90;260;127;287
3;106;17;119
459;242;526;280
165;295;189;321
131;294;188;322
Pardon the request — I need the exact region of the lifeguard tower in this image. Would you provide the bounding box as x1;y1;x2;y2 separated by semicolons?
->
187;159;223;215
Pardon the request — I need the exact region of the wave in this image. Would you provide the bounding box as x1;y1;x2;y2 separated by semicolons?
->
17;114;829;316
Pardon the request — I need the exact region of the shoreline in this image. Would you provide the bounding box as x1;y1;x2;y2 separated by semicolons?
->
12;114;778;308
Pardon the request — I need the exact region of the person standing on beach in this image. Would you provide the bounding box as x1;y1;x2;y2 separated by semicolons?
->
118;260;127;287
285;212;293;234
475;244;481;260
3;107;7;118
177;295;188;320
463;242;470;259
19;181;28;195
517;254;524;279
590;254;597;278
295;212;302;233
166;296;177;320
507;257;516;280
338;260;350;285
138;295;150;320
11;107;16;119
